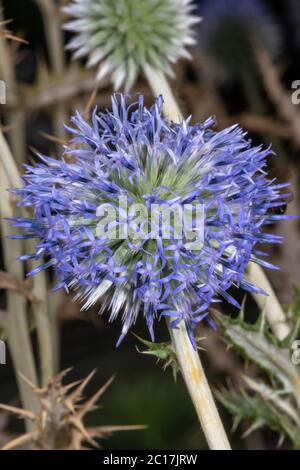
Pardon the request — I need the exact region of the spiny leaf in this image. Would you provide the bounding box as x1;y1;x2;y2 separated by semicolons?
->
212;309;300;394
133;333;179;379
215;387;300;448
243;376;300;427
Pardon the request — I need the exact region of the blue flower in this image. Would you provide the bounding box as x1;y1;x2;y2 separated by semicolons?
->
9;95;289;347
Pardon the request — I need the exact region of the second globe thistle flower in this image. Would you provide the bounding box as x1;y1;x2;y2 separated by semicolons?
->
10;95;289;347
63;0;200;90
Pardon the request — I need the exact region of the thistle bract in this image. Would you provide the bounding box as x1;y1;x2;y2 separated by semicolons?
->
198;0;281;79
63;0;200;90
10;95;289;346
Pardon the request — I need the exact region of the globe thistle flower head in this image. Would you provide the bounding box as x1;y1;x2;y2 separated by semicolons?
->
9;95;289;347
63;0;200;90
198;0;281;79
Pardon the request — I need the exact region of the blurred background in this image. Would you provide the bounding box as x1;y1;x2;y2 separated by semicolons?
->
0;0;300;450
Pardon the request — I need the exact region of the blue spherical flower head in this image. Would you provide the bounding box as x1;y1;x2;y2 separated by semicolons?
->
9;95;289;347
198;0;281;79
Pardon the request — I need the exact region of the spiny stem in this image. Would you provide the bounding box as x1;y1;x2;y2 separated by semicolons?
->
167;320;231;449
1;6;56;383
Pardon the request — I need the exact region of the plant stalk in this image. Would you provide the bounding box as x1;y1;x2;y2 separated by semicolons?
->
35;0;68;142
0;5;26;167
167;320;231;449
0;129;56;386
0;134;39;430
143;64;183;121
247;263;291;341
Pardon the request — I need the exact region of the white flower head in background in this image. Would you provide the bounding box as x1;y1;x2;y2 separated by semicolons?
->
63;0;200;90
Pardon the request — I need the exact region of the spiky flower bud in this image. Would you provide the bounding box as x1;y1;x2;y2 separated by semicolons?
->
63;0;200;90
198;0;281;79
9;95;289;347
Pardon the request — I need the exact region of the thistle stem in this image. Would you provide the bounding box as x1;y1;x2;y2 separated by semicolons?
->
0;129;56;386
34;0;67;142
0;6;26;167
143;64;183;121
247;263;290;341
167;320;231;449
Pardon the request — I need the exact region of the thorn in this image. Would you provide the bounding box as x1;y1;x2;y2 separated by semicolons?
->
77;375;115;418
1;431;38;450
70;416;98;447
53;367;74;384
62;378;82;392
0;403;36;421
18;371;42;393
68;369;98;404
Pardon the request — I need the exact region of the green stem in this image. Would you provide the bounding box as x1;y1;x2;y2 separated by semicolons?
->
0;5;26;167
27;257;57;386
35;0;68;142
143;64;183;121
0;134;39;430
1;6;56;383
247;263;290;340
0;130;56;386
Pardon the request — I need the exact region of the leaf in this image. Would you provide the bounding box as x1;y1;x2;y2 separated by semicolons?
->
243;376;300;427
212;309;300;394
133;333;179;379
213;305;300;448
215;387;300;448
